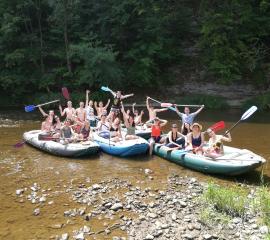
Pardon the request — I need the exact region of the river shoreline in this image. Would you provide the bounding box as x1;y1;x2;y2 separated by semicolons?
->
14;174;269;240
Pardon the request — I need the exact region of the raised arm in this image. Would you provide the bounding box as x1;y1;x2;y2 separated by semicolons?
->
155;108;168;113
193;105;205;115
94;101;98;111
104;98;111;109
59;105;65;117
146;97;150;111
38;106;48;117
85;90;90;108
221;132;232;142
121;93;134;100
132;103;136;114
160;119;168;127
174;105;182;117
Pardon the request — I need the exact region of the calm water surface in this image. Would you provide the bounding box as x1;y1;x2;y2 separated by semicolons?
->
0;109;269;239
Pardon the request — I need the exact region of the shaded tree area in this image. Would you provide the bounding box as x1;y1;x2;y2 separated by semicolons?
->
0;0;269;104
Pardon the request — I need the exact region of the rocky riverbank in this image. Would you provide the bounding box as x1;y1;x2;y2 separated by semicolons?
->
15;173;269;240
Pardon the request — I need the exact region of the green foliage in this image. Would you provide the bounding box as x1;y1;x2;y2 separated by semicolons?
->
243;92;270;111
199;0;270;85
257;186;270;226
203;182;248;217
175;94;228;109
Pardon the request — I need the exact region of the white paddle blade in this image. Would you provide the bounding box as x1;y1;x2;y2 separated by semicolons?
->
241;106;258;120
161;103;173;108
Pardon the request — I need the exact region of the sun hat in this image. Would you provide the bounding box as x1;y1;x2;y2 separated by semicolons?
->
190;122;202;130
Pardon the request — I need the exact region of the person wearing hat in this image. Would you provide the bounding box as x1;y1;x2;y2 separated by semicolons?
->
174;105;204;135
148;117;168;155
166;124;186;149
204;128;232;158
186;122;205;154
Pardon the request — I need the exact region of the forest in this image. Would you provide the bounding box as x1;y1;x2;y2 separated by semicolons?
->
0;0;269;105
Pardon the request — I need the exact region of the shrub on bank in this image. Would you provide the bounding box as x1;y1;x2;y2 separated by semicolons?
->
243;92;270;111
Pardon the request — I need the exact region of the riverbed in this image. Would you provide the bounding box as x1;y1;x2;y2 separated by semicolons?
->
0;109;269;239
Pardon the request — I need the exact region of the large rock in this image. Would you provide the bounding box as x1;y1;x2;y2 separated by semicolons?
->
111;203;123;211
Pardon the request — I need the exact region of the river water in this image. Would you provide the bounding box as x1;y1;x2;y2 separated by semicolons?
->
0;109;269;239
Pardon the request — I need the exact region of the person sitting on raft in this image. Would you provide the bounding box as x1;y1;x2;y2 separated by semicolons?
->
60;119;76;144
96;113;110;138
121;105;138;140
166;124;186;149
132;103;144;126
51;115;62;138
147;117;168;155
146;97;168;121
77;121;93;141
186;123;205;155
108;117;122;142
204;128;232;158
59;101;76;121
109;90;134;114
38;106;55;133
182;122;191;136
76;101;86;122
174;105;204;134
95;99;111;119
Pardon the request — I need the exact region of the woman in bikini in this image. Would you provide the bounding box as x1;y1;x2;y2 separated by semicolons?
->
186;123;205;155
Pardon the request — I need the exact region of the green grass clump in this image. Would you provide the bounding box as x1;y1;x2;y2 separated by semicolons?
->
203;183;249;217
257;186;270;226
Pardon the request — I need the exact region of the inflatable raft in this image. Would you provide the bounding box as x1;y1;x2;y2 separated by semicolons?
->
154;144;266;176
23;130;100;157
93;132;149;157
121;125;151;140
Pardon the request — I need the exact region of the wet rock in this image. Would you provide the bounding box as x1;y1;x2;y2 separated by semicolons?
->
60;233;69;240
144;169;153;175
39;196;47;203
111;203;123;211
33;208;40;216
74;232;84;240
16;189;24;195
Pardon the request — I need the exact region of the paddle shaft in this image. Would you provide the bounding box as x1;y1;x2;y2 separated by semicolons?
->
36;100;60;108
148;97;176;111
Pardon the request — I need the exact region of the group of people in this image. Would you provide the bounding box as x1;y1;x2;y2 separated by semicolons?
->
147;104;232;158
38;89;232;158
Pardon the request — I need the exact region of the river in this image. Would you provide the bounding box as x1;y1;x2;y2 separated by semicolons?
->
0;109;269;239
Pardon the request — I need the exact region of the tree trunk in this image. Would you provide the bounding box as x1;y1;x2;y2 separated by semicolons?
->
63;0;72;73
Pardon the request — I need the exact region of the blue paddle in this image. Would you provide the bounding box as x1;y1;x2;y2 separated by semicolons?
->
101;86;113;93
24;100;60;112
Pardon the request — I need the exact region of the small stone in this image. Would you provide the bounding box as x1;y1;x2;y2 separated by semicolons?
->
33;208;40;216
172;213;177;221
203;234;212;239
48;201;54;205
92;184;101;190
259;225;268;234
182;234;193;239
74;232;84;240
144;169;153;175
16;189;24;195
147;212;157;219
232;218;241;224
144;234;154;240
111;203;123;211
251;224;258;229
105;229;111;235
180;201;187;207
83;225;90;233
60;233;69;240
39;196;46;203
51;224;63;229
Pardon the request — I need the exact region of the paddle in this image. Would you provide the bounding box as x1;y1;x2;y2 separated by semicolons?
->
224;106;258;135
209;121;225;133
14;141;26;148
101;86;113;93
147;97;176;112
62;87;70;100
24;100;60;112
161;103;203;108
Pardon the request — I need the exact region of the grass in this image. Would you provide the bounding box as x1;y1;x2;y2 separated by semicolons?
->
257;186;270;226
203;183;249;217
